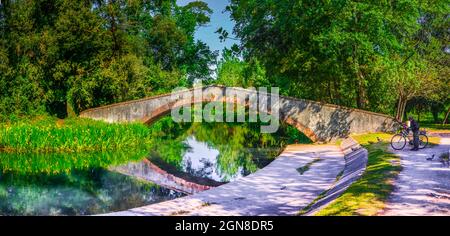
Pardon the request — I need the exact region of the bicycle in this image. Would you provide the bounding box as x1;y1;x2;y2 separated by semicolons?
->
390;122;428;150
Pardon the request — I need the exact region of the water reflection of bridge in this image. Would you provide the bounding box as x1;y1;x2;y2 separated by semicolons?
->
110;158;223;195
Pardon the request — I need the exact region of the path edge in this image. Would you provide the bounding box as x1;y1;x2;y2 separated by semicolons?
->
304;137;368;215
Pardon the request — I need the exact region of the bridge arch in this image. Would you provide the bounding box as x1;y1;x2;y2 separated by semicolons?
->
141;99;319;142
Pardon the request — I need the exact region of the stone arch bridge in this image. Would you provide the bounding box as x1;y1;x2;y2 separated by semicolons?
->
79;86;397;142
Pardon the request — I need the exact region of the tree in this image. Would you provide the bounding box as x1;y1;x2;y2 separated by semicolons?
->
0;0;217;118
227;0;449;117
443;108;450;125
216;46;270;88
216;47;246;87
390;1;449;121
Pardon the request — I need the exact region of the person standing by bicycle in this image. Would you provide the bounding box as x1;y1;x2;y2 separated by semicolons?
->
391;117;428;151
408;116;420;151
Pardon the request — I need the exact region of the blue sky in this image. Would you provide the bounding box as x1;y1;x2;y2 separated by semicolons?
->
177;0;238;57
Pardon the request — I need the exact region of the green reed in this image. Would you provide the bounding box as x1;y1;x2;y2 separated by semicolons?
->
0;149;150;175
0;116;155;153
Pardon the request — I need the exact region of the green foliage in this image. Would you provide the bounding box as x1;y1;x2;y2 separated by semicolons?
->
0;150;149;175
0;116;155;153
67;54;154;113
216;47;270;88
0;0;216;117
216;51;246;87
228;0;449;115
405;96;447;123
0;111;310;180
0;169;183;216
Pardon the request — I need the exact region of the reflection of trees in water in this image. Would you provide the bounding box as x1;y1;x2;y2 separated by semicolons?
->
183;157;214;180
0;169;183;216
148;116;311;182
188;122;287;181
0;149;150;175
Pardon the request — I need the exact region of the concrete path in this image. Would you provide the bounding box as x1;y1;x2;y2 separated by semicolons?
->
104;145;345;216
381;134;450;216
305;138;368;215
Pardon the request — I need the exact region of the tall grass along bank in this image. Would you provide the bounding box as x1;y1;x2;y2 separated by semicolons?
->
0;116;154;153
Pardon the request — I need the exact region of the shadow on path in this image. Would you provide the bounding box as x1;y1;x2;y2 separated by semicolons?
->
381;135;450;216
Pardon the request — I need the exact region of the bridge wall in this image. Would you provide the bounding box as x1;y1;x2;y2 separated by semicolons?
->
79;86;397;142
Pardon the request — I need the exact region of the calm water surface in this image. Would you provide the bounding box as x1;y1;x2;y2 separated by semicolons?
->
0;116;310;215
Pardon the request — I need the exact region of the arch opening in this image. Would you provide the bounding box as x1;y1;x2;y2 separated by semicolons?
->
142;99;318;143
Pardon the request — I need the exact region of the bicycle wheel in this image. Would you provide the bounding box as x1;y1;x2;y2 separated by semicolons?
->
391;134;406;150
419;134;428;149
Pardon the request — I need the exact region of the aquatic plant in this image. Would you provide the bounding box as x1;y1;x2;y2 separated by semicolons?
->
0;116;155;153
0;149;150;175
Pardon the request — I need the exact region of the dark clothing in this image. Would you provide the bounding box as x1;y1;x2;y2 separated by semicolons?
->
410;119;420;150
412;131;419;150
410;119;420;132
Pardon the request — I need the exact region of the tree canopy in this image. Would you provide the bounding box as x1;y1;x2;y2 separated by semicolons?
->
223;0;449;119
1;0;448;121
0;0;217;118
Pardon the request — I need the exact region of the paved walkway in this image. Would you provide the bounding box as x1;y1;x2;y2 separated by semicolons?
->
104;145;345;216
305;143;368;215
381;135;450;216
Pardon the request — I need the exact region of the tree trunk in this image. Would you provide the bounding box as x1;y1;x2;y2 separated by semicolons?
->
396;95;408;122
355;78;364;109
443;107;450;125
108;1;120;57
351;7;367;110
333;77;341;105
66;101;76;118
395;98;401;121
328;80;333;102
401;98;407;121
395;97;402;121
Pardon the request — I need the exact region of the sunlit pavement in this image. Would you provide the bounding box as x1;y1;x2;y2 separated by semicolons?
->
381;135;450;216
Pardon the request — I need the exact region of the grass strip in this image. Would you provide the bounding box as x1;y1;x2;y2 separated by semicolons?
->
313;133;402;216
